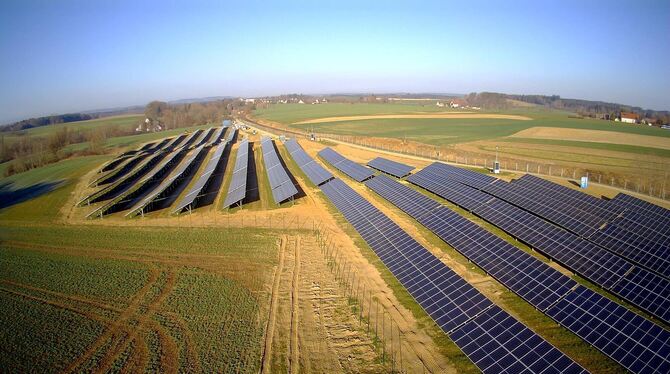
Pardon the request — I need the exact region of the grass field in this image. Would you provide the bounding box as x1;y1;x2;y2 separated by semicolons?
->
3;115;143;141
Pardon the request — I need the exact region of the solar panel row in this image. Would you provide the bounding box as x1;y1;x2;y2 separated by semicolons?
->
318;147;375;182
319;177;585;374
178;129;204;150
87;147;187;218
284;139;333;186
409;165;670;324
126;145;208;217
484;177;670;281
610;193;670;221
260;137;298;204
367;157;415;178
419;162;496;189
91;153;148;186
612;211;670;246
365;175;670;374
223;138;249;208
163;134;187;151
173;140;229;213
406;166;492;211
366;175;576;312
99;154;133;174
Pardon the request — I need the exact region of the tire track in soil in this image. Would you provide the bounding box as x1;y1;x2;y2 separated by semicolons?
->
63;267;160;374
164;312;201;373
289;236;300;374
260;235;287;374
94;269;177;374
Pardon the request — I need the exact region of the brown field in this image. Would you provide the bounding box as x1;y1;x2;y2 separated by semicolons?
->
510;126;670;149
293;113;532;124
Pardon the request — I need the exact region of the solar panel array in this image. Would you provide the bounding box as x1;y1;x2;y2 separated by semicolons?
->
365;175;670;374
163;134;187;151
91;153;147;186
366;157;415;178
418;162;496;189
99;154;133;173
178;129;203;149
318;147;375;182
366;175;576;311
408;164;670;324
260;137;298;204
223;138;249;208
319;177;585;374
610;192;670;220
284;139;333;186
173;140;229;213
127;145;208;217
407;164;493;211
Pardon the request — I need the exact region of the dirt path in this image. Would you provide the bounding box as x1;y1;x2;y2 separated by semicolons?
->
289;237;300;374
261;236;287;374
292;113;532;124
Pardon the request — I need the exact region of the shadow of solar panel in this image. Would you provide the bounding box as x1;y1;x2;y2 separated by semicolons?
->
367;157;415;178
318;147;374;182
547;286;670;374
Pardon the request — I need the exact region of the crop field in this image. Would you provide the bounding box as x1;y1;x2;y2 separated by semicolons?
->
0;223;279;373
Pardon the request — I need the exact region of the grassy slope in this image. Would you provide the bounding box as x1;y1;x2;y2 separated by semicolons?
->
3;115;143;140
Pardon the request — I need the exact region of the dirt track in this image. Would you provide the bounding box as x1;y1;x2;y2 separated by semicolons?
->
293;113;532;124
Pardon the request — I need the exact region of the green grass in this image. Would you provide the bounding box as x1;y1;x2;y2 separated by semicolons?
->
254;103;447;124
4;115;143;140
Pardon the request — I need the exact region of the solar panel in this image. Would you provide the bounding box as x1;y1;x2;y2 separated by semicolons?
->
260;137;298;204
223;138;250;208
318;147;374;182
366;175;670;374
547;286;670;374
514;174;623;221
451;305;586;374
319;178;584;373
178;129;203;149
612;267;670;323
99;154;133;173
610;193;670;221
367;157;415;178
406;166;492;211
163;134;187;151
173;140;229;213
127;145;208;217
284;139;333;186
612;212;670;245
481;180;604;237
91;153;149;186
366;175;576;312
420;162;497;189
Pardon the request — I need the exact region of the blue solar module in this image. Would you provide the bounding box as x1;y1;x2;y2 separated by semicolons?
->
284;139;333;186
514;174;623;221
547;286;670;374
610;193;670;221
406;166;492;211
481;180;604;237
611;212;670;246
366;175;670;374
223;138;249;208
419;162;497;189
367;157;415;177
451;305;586;374
318;147;375;182
366;175;576;312
173;140;229;213
319;178;584;373
611;267;670;323
261;137;298;204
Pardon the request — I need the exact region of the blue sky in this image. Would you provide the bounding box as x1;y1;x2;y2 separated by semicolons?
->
1;0;669;122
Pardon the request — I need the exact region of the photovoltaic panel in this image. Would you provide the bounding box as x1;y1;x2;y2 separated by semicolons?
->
173;140;229;213
284;139;333;186
99;154;133;173
127;145;208;217
223;138;250;208
420;162;497;189
406;166;492;211
610;193;670;221
319;178;584;373
366;175;576;312
481;180;604;237
178;129;203;149
514;174;623;221
260;137;298;204
163;134;187;151
318;147;374;182
91;153;149;186
547;286;670;374
366;175;670;374
611;267;670;323
451;305;586;374
367;157;415;178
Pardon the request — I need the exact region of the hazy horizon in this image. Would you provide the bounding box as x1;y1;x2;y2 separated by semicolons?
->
1;0;669;123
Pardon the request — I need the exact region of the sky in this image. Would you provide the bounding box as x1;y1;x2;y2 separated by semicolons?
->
1;0;669;123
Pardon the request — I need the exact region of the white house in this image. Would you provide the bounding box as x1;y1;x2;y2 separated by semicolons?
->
620;112;638;124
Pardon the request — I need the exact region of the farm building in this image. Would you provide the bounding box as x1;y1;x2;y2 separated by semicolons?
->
620;112;638;124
